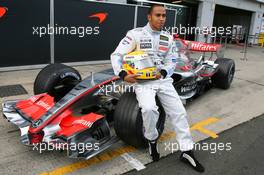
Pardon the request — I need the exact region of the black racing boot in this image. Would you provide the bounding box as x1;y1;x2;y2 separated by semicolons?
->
180;150;205;173
148;140;160;161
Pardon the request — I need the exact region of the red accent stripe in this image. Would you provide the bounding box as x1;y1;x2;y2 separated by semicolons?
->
159;46;168;51
128;70;134;75
200;72;216;77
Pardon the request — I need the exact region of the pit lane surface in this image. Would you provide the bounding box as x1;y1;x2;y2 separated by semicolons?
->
125;114;264;175
0;45;264;175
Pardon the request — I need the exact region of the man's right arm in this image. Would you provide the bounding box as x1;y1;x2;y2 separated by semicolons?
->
110;31;136;80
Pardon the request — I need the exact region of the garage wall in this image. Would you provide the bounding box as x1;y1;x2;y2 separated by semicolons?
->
0;0;182;69
54;0;135;63
0;0;50;67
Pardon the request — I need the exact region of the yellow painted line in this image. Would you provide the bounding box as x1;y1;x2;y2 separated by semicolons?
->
39;117;220;175
159;117;220;141
159;131;176;142
190;117;220;139
39;146;136;175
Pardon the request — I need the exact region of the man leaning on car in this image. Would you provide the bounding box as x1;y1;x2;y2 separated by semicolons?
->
111;4;205;173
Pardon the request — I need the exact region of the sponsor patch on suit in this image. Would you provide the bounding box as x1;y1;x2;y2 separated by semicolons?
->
126;36;132;41
140;43;152;49
159;41;169;46
160;35;169;41
122;39;130;45
140;38;152;43
159;46;169;52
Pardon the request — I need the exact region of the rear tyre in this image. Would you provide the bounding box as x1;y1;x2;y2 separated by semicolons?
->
212;58;235;89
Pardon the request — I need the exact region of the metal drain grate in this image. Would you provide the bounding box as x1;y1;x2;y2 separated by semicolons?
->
0;84;28;97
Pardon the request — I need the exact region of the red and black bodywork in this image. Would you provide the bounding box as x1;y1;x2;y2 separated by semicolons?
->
3;70;122;159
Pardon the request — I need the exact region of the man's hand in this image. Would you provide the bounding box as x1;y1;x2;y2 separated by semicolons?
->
124;74;139;83
155;73;161;79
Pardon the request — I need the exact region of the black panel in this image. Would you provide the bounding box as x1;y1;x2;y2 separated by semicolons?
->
175;7;197;40
0;0;50;67
54;0;135;63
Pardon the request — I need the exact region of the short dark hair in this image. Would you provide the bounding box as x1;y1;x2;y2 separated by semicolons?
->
148;4;165;15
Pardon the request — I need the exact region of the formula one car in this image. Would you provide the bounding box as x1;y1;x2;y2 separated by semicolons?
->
2;38;235;159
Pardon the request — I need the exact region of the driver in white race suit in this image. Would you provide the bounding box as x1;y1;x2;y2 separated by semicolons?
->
111;4;204;173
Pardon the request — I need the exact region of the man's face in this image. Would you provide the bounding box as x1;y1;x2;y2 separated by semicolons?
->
148;6;166;31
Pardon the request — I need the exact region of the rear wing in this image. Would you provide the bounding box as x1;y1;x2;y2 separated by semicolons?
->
173;35;224;58
181;39;221;52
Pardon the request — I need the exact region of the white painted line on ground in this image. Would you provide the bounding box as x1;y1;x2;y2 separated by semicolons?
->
121;153;146;171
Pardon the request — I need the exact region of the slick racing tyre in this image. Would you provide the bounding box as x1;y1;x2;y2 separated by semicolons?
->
34;63;81;101
114;92;166;148
212;58;235;89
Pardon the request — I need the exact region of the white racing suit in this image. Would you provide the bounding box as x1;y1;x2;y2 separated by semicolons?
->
111;23;194;151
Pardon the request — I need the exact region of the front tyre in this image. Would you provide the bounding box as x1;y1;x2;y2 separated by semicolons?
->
34;63;81;101
114;92;166;148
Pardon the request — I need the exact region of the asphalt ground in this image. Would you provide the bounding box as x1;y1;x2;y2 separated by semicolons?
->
125;114;264;175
